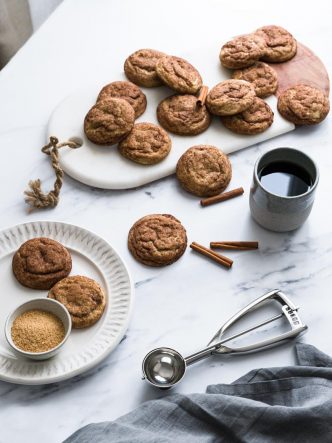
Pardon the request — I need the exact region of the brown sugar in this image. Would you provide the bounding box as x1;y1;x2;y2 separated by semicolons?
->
11;309;65;353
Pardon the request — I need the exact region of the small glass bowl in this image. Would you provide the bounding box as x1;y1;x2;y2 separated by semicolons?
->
5;298;72;360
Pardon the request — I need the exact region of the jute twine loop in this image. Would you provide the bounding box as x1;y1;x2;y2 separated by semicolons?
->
24;136;81;210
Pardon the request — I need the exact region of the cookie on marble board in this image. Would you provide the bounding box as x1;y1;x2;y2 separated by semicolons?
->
219;34;266;69
157;94;211;135
97;81;147;118
221;97;274;135
84;98;135;145
176;145;232;197
255;25;297;62
118;122;171;165
12;238;72;290
206;80;255;116
277;84;330;125
156;55;203;94
232;62;278;98
128;214;187;267
48;275;106;328
124;49;167;87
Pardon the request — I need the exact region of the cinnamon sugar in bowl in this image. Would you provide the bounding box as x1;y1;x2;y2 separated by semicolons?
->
5;298;71;360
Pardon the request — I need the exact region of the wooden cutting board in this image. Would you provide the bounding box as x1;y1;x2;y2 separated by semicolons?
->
47;41;329;190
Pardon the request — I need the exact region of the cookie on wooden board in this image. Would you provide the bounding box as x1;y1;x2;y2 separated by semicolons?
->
232;62;278;98
128;214;187;267
48;276;106;328
255;25;297;63
84;98;135;145
220;34;266;69
157;94;211;135
156;55;203;94
124;49;166;87
97;81;147;118
118;122;171;164
277;84;330;125
176;145;232;197
206;79;255;116
12;238;72;290
221;97;274;135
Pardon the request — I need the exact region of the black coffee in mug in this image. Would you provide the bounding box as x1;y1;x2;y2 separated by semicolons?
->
258;161;313;197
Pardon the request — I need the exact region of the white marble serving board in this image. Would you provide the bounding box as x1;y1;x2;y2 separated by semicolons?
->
47;47;295;190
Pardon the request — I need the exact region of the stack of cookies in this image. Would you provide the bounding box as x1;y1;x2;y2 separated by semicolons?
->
12;238;106;328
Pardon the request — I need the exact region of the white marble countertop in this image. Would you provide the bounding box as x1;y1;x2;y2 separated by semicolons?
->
0;0;331;441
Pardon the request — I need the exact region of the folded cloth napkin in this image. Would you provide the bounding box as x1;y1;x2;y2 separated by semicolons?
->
64;343;332;443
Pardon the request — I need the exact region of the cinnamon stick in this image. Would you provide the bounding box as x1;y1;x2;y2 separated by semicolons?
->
210;241;259;250
200;187;244;207
197;86;209;106
190;242;233;269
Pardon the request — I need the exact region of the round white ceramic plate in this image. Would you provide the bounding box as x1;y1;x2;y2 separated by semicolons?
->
0;221;133;385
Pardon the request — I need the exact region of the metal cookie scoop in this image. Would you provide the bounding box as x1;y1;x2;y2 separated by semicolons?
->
142;289;307;389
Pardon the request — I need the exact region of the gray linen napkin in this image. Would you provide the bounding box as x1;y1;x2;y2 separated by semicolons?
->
64;343;332;443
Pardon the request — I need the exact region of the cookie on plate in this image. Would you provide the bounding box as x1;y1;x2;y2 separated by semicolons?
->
206;80;255;116
157;94;211;135
156;55;203;94
255;25;297;63
232;62;278;98
84;98;135;145
118;122;171;164
176;145;232;197
48;276;106;328
128;214;187;267
277;84;330;125
221;97;274;135
12;238;72;290
219;34;266;69
124;49;166;87
97;81;147;118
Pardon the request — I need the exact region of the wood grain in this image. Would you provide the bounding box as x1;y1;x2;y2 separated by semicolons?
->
268;42;330;96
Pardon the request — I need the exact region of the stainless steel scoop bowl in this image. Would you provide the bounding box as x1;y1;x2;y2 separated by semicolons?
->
142;289;308;389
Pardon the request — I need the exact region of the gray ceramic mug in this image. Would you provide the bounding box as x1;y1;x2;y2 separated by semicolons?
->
249;148;319;232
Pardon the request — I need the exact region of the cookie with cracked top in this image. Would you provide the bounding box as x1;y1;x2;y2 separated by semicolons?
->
220;34;266;69
118;122;171;165
255;25;297;62
128;214;187;267
124;49;166;87
232;62;278;98
157;94;211;135
176;145;232;197
156;55;203;94
221;97;274;135
97;81;146;118
84;98;135;145
206;79;255;116
277;84;329;125
48;276;106;328
12;238;72;290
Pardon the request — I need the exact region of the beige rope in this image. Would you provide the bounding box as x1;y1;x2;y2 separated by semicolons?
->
25;136;81;210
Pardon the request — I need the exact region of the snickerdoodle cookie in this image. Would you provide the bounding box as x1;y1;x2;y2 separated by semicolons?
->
219;34;266;69
156;56;203;94
157;94;211;135
48;276;106;328
84;98;135;145
176;145;232;197
255;25;297;63
277;84;330;125
232;62;278;98
124;49;166;87
206;80;255;116
118;122;171;164
128;214;187;267
12;238;72;290
97;81;147;118
221;97;274;135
